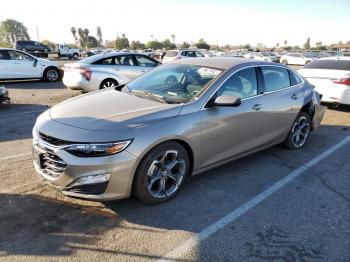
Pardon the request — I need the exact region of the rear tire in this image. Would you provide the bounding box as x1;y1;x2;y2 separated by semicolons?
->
283;112;311;149
72;53;79;60
100;79;118;89
133;142;190;205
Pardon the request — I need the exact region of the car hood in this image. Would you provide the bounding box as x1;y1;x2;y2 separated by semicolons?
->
49;89;182;131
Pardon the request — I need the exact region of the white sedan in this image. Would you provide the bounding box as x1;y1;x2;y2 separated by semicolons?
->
299;57;350;105
63;52;160;92
0;48;61;81
280;53;315;66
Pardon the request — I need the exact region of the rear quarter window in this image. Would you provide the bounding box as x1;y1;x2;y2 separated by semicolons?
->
288;70;302;85
304;60;350;71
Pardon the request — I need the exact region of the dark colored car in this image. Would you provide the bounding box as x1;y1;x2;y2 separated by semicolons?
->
14;40;50;53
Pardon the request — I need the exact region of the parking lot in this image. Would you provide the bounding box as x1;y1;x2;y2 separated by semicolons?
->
0;71;349;261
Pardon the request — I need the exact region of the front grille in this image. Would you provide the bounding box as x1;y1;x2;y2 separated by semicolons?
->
36;146;67;178
39;132;71;146
67;182;108;195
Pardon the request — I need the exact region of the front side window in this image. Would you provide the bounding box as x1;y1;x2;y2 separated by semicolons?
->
217;67;258;99
127;63;223;104
8;51;33;61
262;66;290;92
135;55;157;67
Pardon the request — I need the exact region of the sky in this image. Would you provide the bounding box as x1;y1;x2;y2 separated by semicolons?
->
1;0;349;47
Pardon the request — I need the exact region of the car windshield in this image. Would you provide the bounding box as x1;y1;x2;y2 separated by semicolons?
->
126;63;223;104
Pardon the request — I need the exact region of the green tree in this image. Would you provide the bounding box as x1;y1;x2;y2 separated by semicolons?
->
115;33;130;49
41;39;56;50
97;26;103;47
181;41;190;48
130;40;145;50
71;27;77;43
146;40;163;50
256;42;266;51
86;36;98;48
0;19;30;46
196;38;210;50
304;37;311;49
162;39;176;50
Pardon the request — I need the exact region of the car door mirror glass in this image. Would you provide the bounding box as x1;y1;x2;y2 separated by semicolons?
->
212;95;241;107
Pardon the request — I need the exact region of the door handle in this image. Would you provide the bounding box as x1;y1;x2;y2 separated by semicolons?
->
252;104;263;111
291;94;299;100
14;62;20;64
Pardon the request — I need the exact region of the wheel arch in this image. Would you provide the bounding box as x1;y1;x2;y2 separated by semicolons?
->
43;66;61;80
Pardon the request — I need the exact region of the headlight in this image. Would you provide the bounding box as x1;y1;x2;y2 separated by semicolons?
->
65;140;132;157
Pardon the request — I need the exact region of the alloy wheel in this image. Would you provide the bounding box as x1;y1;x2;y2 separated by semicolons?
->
102;81;117;89
146;150;186;199
291;116;310;147
46;69;59;81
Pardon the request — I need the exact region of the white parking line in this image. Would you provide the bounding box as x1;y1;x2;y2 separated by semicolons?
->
0;152;32;161
157;134;350;262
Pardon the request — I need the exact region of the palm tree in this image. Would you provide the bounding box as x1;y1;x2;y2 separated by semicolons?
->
71;27;77;43
171;34;175;44
150;34;154;41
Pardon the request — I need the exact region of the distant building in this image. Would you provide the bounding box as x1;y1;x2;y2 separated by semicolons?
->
330;44;350;52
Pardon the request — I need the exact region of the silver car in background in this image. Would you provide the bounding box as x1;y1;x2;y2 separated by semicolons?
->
33;57;325;204
63;52;161;92
163;49;205;63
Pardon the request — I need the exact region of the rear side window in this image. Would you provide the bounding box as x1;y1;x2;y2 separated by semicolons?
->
115;55;135;66
304;60;350;71
165;51;178;57
135;55;157;67
262;66;290;92
94;57;114;65
288;70;302;85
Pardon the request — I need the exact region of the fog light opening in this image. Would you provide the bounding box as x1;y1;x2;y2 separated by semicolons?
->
69;173;110;188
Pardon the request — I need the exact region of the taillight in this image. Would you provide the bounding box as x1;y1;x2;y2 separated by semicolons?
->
332;78;350;85
81;69;92;81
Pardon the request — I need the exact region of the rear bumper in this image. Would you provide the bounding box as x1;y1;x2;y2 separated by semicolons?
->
312;103;326;131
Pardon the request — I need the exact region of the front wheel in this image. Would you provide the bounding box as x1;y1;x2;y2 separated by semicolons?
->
283;112;311;149
133;142;190;204
44;67;60;82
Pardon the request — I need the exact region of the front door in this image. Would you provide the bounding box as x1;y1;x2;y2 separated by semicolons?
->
8;50;41;78
200;66;265;168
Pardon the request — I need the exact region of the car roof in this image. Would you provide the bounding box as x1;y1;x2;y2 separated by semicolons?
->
170;57;264;70
79;51;147;63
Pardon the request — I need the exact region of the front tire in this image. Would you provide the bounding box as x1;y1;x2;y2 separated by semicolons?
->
44;67;60;82
283;112;311;149
133;142;190;205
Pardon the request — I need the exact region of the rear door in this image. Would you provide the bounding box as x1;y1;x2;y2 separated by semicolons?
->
257;65;303;145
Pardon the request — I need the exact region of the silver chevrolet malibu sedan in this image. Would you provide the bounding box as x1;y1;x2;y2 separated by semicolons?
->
33;57;325;204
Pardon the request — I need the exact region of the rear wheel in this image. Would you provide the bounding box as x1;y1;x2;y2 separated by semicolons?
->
72;53;79;60
100;79;118;89
44;67;60;82
283;112;311;149
133;142;190;205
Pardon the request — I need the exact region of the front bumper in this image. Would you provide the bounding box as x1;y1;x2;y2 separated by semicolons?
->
33;138;138;201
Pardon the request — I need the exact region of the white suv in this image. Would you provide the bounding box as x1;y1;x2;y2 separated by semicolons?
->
163;49;205;63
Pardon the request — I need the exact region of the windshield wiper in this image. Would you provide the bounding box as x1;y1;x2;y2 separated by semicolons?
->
130;90;168;104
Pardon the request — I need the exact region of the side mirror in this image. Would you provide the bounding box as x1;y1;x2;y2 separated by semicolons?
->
211;95;241;107
33;59;38;68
